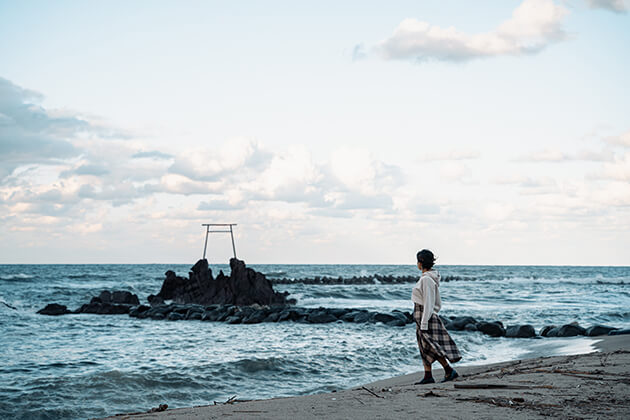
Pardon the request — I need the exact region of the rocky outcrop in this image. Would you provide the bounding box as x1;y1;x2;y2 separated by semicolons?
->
74;290;141;314
126;303;412;327
476;321;506;337
542;322;587;338
506;324;536;338
585;325;617;336
37;303;71;316
271;274;464;285
155;258;293;306
37;290;141;316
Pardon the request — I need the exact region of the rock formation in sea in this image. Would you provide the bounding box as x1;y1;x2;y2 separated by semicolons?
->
34;258;625;339
152;258;294;306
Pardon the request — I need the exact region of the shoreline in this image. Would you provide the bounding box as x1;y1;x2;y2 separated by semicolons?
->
97;335;630;419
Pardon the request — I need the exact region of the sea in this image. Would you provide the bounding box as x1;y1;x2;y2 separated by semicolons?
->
1;264;629;420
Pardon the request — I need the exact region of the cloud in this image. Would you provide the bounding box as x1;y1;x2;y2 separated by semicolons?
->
198;198;245;211
376;0;568;62
0;77;128;180
351;43;367;61
596;152;630;181
603;130;630;148
61;164;110;177
418;149;480;161
168;137;271;182
132;150;174;160
586;0;628;13
516;148;614;162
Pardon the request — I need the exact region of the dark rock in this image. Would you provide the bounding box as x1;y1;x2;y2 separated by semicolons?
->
341;311;362;322
243;309;269;324
477;321;506;337
37;303;71;316
353;311;372;323
307;310;338;323
77;302;100;313
277;309;304;322
464;323;478;332
102;303;130;314
328;308;350;318
155;258;291;306
167;312;185;321
545;327;560;337
506;325;536;338
76;302;130;315
112;291;140;305
399;311;413;323
143;304;173;320
201;310;218;322
585;325;617;336
609;329;630;336
216;305;238;322
95;290;139;305
555;323;586;337
450;316;477;331
147;295;165;306
183;305;204;317
129;305;150;318
225;315;242;324
385;318;406;327
157;270;189;300
373;312;408;326
540;325;556;337
372;313;398;324
186;311;203;320
263;312;281;322
98;291;112;303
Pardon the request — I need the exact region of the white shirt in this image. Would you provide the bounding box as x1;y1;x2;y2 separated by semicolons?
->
411;269;442;330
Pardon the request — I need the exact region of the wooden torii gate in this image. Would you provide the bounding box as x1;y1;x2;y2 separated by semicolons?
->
201;223;237;260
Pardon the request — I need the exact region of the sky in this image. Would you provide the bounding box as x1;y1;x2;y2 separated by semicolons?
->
0;0;629;265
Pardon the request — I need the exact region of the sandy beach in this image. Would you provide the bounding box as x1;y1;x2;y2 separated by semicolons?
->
98;334;630;420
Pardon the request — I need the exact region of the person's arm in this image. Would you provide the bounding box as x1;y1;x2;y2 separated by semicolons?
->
420;277;435;331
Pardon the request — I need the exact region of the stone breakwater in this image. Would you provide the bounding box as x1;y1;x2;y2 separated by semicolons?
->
270;274;463;285
37;291;629;338
35;258;629;339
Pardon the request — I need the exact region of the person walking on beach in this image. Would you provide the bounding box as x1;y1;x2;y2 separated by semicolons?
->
412;249;461;384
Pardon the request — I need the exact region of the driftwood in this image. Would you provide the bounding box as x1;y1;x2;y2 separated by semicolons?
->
353;396;366;405
457;396;561;409
361;386;384;398
419;390;445;397
214;395;238;405
454;383;553;390
1;301;17;310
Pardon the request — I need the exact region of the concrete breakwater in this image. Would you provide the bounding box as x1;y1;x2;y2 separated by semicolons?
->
35;258;628;339
270;274;464;285
37;292;627;339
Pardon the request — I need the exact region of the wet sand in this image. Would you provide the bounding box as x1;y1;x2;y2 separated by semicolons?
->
98;335;630;420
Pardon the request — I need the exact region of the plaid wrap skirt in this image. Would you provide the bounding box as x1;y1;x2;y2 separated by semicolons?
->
414;303;462;365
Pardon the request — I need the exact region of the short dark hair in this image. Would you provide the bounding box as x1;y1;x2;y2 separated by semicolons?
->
417;249;436;269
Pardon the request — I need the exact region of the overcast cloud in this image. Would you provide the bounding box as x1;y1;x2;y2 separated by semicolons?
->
376;0;568;62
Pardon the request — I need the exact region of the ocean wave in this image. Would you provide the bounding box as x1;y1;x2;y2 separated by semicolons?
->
263;271;288;277
298;288;407;301
0;273;34;280
66;274;112;279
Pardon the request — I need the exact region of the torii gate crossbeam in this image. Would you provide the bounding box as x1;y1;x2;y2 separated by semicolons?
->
201;223;237;260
